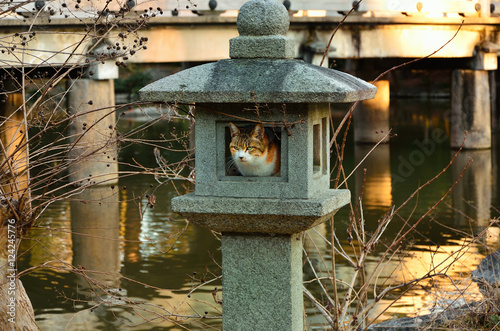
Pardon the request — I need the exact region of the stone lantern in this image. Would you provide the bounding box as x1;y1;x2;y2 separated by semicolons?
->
139;0;376;329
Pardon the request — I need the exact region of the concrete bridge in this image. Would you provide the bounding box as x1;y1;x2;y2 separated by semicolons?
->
1;0;500;192
3;0;500;63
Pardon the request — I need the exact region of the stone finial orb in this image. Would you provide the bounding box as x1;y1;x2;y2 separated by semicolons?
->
230;0;294;59
236;0;290;36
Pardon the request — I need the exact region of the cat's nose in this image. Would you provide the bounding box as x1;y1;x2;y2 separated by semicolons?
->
239;156;245;161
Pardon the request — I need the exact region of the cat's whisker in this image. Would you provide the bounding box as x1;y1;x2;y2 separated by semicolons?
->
226;157;241;176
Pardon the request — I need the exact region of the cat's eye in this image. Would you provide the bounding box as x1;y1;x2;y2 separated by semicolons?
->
247;146;254;151
231;145;238;151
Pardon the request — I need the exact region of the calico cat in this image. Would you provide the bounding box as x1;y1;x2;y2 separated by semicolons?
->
228;122;281;177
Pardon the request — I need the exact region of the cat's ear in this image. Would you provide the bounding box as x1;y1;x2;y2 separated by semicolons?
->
229;122;240;138
251;123;264;141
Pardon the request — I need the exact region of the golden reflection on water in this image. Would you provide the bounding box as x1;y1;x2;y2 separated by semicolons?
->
354;144;393;210
24;201;73;269
21;181;219;330
385;241;484;311
305;226;488;326
0;93;29;200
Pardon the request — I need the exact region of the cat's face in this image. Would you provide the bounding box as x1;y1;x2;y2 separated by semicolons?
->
228;122;280;177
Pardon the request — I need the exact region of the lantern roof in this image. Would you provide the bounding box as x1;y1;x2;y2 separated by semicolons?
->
139;0;376;104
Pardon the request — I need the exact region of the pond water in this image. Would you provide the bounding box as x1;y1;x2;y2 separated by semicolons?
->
18;98;499;330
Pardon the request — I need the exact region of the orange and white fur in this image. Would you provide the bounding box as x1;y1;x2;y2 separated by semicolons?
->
228;122;280;177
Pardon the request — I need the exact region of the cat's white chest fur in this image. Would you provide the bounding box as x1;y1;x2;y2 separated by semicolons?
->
234;150;276;177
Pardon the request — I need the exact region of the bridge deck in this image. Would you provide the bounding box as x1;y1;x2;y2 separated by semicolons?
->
2;0;500;66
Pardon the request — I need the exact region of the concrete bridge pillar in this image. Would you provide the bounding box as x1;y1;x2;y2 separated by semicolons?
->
67;73;118;186
66;51;119;186
451;70;491;149
354;80;390;144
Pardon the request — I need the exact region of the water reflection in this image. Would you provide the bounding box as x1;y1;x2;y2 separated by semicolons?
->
452;150;492;226
304;99;499;328
305;227;486;325
364;240;484;320
20;201;73;271
0;92;29;200
28;177;222;330
71;186;121;290
120;190;142;264
354;144;393;210
18;99;500;330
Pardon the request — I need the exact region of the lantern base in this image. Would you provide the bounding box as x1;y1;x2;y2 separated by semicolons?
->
171;189;350;234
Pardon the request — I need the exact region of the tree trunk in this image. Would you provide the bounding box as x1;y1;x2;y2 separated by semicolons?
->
1;204;39;330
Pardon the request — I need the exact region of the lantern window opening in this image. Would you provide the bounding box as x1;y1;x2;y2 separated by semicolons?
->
220;121;284;179
313;117;328;176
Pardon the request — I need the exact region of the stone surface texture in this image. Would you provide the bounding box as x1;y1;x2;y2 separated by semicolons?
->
231;0;294;58
194;103;331;200
230;35;295;59
222;233;303;331
472;246;500;287
236;0;289;36
172;189;350;234
139;59;376;103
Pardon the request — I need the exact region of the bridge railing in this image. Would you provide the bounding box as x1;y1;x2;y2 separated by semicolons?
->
0;0;494;19
161;0;487;17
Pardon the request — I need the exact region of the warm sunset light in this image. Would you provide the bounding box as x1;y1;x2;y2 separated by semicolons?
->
306;10;327;17
3;0;499;330
221;10;239;17
293;9;305;17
